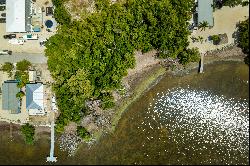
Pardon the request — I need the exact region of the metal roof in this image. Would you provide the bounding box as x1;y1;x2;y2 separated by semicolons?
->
2;80;21;113
197;0;214;26
26;83;44;111
6;0;31;32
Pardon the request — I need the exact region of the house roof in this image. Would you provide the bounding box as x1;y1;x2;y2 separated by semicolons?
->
2;80;20;113
197;0;214;26
26;83;44;111
6;0;31;32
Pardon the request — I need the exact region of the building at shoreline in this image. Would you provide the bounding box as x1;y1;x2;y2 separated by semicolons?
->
6;0;32;32
194;0;214;27
2;80;21;114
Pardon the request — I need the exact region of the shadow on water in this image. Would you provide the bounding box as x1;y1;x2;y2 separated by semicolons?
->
0;61;249;165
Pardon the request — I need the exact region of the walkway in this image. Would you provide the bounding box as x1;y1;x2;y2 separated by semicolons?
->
199;54;204;73
46;115;57;162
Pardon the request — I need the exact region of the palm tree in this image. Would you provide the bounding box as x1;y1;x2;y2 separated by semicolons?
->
197;36;204;43
198;21;209;31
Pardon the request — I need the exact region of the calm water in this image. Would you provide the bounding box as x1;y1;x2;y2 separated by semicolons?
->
0;61;249;165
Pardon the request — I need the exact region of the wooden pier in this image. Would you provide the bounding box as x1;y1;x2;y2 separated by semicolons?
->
46;120;57;162
199;54;204;73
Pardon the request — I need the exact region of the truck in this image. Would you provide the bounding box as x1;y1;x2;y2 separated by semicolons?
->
22;34;38;40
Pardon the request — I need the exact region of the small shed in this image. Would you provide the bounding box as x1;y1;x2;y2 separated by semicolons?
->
46;7;53;16
29;70;36;82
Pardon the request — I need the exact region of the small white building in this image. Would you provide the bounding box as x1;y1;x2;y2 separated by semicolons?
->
6;0;31;32
29;70;37;82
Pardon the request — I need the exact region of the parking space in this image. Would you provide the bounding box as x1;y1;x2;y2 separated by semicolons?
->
0;0;57;54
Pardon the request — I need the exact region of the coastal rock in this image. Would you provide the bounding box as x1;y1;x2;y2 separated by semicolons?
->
58;132;82;156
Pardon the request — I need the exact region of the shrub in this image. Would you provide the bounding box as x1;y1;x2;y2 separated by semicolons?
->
178;48;200;65
100;92;115;109
77;126;91;141
16;60;31;72
15;72;29;88
0;62;14;77
20;123;35;145
210;35;221;45
16;91;25;99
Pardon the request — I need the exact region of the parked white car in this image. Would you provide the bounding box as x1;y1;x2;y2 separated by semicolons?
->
8;38;24;45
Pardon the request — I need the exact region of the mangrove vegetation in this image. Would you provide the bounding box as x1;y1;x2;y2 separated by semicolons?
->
46;0;200;132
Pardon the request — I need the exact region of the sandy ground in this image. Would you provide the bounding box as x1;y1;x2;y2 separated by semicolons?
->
189;5;249;54
123;50;160;90
0;94;29;124
0;0;56;54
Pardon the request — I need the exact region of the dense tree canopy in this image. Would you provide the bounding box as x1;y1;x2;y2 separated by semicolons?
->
237;18;249;65
46;0;199;132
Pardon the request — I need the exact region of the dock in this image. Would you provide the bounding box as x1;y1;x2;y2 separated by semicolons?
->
46;120;57;162
199;54;204;73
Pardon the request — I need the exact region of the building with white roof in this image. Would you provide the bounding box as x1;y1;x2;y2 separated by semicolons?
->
26;83;45;115
6;0;32;32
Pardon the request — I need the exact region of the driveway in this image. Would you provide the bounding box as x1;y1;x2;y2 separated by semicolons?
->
0;53;47;64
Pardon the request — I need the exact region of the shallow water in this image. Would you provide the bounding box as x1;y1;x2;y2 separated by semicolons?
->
0;61;249;165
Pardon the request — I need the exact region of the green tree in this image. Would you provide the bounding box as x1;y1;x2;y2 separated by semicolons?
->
178;48;200;65
47;0;199;131
0;62;14;77
77;126;91;141
198;21;209;31
210;35;221;45
16;60;31;72
237;18;249;65
16;91;25;99
100;92;115;109
67;69;94;103
16;72;29;88
20;123;35;145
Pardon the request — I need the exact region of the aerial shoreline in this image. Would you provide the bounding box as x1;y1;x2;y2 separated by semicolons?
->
0;44;248;157
106;45;247;136
0;45;247;131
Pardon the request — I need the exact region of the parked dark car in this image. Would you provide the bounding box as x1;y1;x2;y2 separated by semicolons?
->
0;6;5;11
3;34;16;39
0;50;12;55
1;13;6;17
0;0;6;5
0;18;5;23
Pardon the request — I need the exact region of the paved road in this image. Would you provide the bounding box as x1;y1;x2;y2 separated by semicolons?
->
0;53;47;64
